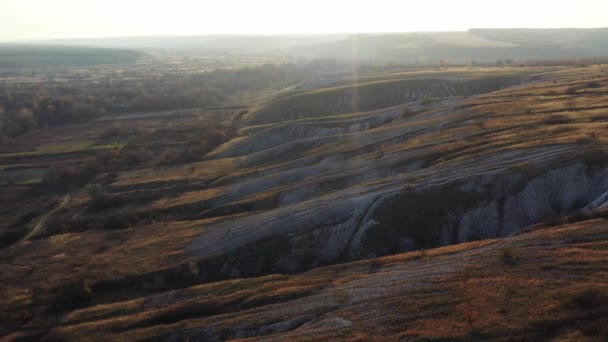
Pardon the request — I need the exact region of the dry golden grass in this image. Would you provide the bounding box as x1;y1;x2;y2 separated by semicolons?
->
2;65;608;341
2;218;601;341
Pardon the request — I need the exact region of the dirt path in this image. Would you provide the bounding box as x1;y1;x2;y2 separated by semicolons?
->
22;194;71;241
246;86;295;103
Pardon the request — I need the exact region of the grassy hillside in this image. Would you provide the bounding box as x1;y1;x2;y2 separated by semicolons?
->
245;71;530;124
0;45;144;68
4;217;607;341
1;64;608;340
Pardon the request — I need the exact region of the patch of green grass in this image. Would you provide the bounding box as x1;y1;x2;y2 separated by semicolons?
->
0;168;46;186
0;45;143;68
420;97;434;106
0;140;123;158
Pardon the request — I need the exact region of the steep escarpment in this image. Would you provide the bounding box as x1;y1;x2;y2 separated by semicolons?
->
181;66;608;280
215;107;403;158
187;155;608;278
358;161;608;256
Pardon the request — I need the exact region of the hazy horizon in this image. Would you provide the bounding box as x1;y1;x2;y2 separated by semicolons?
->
2;0;607;41
4;27;608;44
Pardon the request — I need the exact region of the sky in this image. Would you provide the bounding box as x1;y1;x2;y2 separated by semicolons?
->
1;0;607;41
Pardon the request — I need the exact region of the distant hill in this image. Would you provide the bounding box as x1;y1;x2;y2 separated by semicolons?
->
49;34;349;54
36;28;608;63
0;45;144;68
291;28;608;63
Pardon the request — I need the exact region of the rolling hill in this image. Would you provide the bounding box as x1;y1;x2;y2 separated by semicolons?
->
1;64;608;341
41;28;608;63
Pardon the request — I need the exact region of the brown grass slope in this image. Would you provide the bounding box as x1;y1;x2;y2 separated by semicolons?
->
1;65;608;340
7;217;608;341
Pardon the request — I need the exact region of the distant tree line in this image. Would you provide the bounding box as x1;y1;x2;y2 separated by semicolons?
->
0;61;344;141
3;56;608;141
510;57;608;67
0;45;144;68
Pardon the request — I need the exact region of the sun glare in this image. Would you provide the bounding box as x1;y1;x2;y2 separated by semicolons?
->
1;0;607;40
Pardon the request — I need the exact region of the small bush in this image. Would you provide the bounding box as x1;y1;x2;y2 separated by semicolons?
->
119;146;154;166
103;124;125;138
75;158;102;184
369;258;382;273
575;136;596;145
86;183;106;208
157;145;207;165
420;97;433;106
44;164;77;185
403;183;416;191
566;86;578;95
400;107;414;118
46;280;92;314
499;247;519;266
95;149;120;164
564;288;607;310
510;161;543;177
542;114;573;125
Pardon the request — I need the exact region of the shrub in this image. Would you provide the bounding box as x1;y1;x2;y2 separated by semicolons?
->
103;124;124;138
400;107;414;118
575;136;596;145
420;97;433;106
510;161;543;177
566;86;578;95
95;149;120;165
564;288;607;310
46;280;92;314
103;125;144;138
369;258;382;273
86;183;105;207
542;114;573;125
499;247;519;266
157;145;207;165
403;183;416;191
119;146;154;166
16;108;37;133
75;158;102;184
44;164;77;185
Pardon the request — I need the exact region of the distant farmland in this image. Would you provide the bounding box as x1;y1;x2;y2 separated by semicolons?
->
0;45;144;68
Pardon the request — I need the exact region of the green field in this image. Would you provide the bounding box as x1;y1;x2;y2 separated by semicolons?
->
0;139;123;158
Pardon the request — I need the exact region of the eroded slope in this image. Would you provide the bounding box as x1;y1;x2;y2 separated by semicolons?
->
13;217;608;341
1;66;608;340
